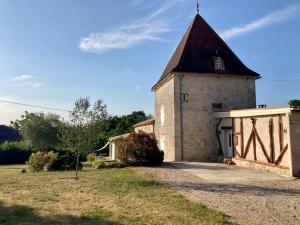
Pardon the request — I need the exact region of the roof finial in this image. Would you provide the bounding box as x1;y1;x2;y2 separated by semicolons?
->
196;0;199;14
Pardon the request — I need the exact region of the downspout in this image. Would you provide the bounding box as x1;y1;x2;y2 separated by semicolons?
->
216;118;223;155
179;75;184;161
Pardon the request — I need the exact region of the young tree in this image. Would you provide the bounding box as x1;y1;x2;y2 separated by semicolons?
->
62;97;108;180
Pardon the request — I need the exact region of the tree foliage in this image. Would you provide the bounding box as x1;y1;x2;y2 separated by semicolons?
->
10;112;63;150
62;97;108;152
113;111;150;134
288;99;300;107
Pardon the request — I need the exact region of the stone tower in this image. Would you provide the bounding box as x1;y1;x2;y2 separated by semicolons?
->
152;14;260;162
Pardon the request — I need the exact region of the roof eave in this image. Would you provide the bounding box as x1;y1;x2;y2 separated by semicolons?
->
151;72;174;91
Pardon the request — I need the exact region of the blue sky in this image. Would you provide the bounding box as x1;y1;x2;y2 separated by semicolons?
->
0;0;300;124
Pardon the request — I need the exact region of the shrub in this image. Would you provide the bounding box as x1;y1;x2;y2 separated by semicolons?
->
50;155;82;171
26;151;58;172
44;151;59;171
87;153;97;162
26;152;46;172
288;99;300;107
26;151;83;172
92;160;106;169
93;160;128;169
0;141;35;164
118;132;164;166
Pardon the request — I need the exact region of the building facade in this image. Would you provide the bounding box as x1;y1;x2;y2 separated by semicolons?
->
152;14;259;162
109;12;300;177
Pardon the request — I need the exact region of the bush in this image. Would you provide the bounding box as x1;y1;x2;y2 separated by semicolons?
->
118;132;164;166
87;153;97;162
0;141;35;164
92;160;106;169
44;151;59;171
26;151;58;172
26;151;81;172
93;160;127;169
50;155;82;171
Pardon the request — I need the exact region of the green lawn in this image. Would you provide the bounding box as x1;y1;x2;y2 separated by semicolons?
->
0;164;235;225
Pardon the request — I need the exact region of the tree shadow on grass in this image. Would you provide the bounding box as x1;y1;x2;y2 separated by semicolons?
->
0;201;120;225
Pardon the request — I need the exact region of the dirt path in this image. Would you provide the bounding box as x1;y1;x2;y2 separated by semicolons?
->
133;164;300;225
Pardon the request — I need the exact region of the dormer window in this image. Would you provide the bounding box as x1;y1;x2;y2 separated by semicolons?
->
214;56;225;70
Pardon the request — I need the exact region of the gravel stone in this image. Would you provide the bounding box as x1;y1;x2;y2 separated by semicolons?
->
133;163;300;225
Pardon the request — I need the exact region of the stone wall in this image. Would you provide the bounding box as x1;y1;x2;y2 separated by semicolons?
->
154;73;256;162
174;73;256;161
154;76;177;161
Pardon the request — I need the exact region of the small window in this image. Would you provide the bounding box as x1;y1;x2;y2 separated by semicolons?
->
214;56;225;70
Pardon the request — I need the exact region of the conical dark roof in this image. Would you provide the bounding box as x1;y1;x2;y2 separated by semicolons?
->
152;14;260;90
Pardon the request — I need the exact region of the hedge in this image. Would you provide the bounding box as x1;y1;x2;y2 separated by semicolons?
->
0;141;86;165
0;141;34;164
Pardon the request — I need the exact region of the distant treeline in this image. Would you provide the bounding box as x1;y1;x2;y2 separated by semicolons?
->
0;125;21;144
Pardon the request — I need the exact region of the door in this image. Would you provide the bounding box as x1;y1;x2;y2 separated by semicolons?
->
224;129;233;157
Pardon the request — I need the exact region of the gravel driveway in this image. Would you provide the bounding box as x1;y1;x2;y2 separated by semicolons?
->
133;163;300;225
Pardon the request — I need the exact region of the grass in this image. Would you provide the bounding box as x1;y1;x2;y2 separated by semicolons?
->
0;164;235;225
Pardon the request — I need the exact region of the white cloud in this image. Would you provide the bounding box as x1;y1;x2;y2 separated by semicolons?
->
12;75;33;81
79;1;180;54
5;75;43;89
220;4;300;40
